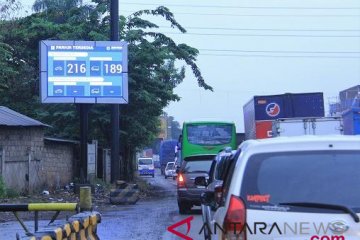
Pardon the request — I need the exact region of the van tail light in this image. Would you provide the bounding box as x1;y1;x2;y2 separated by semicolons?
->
214;185;223;205
222;195;246;240
177;173;185;188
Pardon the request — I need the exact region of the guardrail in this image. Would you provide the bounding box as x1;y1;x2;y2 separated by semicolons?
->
1;186;101;239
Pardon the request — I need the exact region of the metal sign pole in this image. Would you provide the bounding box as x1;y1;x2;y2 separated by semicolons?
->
110;0;120;183
80;104;90;182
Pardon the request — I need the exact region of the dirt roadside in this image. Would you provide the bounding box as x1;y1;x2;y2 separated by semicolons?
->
0;177;162;223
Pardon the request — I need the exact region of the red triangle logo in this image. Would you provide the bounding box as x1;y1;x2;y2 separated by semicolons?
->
167;216;194;240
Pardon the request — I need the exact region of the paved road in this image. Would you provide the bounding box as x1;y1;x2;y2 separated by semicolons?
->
98;169;205;240
0;169;206;240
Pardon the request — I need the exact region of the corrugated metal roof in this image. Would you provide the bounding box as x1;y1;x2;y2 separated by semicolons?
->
0;106;49;127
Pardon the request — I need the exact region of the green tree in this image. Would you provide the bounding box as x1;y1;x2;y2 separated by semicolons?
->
0;0;22;94
32;0;83;13
169;116;182;140
0;0;21;20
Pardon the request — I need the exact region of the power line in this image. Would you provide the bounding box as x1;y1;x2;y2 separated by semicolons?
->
120;2;360;10
127;10;360;17
198;49;360;54
160;32;360;37
198;54;360;58
159;26;360;32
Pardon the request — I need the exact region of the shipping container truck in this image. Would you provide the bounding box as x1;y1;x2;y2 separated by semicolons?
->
272;117;343;137
243;92;324;139
339;85;360;111
342;108;360;135
159;139;178;175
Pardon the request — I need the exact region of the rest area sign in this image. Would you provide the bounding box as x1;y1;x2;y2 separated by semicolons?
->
40;40;128;104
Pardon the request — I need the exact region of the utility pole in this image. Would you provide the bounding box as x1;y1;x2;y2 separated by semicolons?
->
110;0;120;183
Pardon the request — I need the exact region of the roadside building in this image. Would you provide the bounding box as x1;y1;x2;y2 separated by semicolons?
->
0;106;78;193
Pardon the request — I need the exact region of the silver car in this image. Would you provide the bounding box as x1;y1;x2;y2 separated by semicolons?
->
195;148;238;240
177;155;215;214
164;161;176;179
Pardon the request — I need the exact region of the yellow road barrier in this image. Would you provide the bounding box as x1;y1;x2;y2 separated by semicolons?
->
25;212;101;240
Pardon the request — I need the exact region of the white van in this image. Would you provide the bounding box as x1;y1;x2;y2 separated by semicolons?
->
138;157;155;178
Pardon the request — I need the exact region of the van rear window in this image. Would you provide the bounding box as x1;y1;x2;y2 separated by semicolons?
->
241;151;360;210
138;159;152;165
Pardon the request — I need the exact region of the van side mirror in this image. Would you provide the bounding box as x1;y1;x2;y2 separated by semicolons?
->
214;185;224;206
201;191;214;206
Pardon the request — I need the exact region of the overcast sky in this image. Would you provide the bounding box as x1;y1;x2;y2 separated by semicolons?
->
20;0;360;132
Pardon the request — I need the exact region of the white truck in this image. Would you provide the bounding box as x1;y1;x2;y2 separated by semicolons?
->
271;117;343;137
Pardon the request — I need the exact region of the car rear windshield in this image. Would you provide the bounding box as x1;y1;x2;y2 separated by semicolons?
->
187;124;233;145
183;159;213;173
241;150;360;210
138;159;152;165
167;163;175;169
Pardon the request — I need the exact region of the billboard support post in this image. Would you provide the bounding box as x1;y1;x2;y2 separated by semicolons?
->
80;104;90;182
110;0;120;183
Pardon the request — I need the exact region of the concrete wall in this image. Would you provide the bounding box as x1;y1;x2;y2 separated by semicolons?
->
42;141;74;190
0;127;76;193
0;127;41;192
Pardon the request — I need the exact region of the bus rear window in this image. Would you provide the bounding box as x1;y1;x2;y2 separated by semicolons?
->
187;124;233;145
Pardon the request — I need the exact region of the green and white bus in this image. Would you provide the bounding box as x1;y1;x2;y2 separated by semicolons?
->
178;120;237;163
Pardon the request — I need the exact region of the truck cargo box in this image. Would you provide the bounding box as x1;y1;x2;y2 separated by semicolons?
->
243;92;324;139
342;108;360;135
339;85;360;111
272;117;343;137
159;139;178;174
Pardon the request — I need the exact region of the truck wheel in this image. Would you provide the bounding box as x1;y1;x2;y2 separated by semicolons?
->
178;201;191;214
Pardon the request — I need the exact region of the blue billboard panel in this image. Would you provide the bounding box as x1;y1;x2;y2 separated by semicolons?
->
40;40;128;104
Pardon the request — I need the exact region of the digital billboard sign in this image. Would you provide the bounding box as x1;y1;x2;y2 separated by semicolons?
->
40;40;128;104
